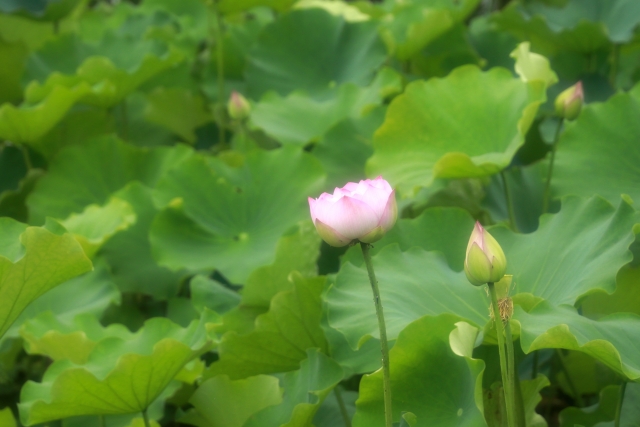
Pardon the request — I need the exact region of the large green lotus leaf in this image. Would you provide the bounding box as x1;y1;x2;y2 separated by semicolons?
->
207;274;327;380
581;265;640;319
341;207;476;272
510;41;558;87
243;349;344;427
559;383;640;427
0;83;92;144
30;105;115;160
0;218;93;339
481;163;546;234
293;0;369;22
101;182;187;299
184;374;283;427
409;23;484;79
190;275;241;315
550;84;640;206
515;0;640;45
0;37;28;104
353;315;486;427
491;196;640;306
367;65;546;194
514;302;640;380
27;135;193;223
559;384;618;427
312;387;357;427
311;107;384;190
240;220;320;307
218;0;295;14
0;407;16;427
492;3;610;56
140;0;209;45
212;221;320;342
3;260;120;339
250;67;401;146
379;0;480;60
23;31;184;108
0;0;82;22
150;148;325;284
19;317;212;425
20;313;132;364
245;8;387;98
468;16;521;71
60;381;179;427
0;13;55;50
483;375;549;427
144;88;211;144
57;197;136;258
326;244;489;350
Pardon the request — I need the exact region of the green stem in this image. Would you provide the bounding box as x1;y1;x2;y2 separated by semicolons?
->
556;349;584;407
542;118;564;213
211;0;226;149
531;350;538;380
360;242;393;427
488;282;517;427
142;408;151;427
20;144;33;171
334;386;352;427
505;320;525;427
501;170;517;232
99;415;106;427
614;381;627;427
120;100;129;141
610;44;620;89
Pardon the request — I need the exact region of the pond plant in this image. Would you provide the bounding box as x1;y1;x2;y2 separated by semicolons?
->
0;0;640;426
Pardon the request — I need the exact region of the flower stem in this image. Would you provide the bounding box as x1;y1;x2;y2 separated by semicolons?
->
211;0;226;149
531;350;538;380
505;319;525;427
542;118;564;213
555;349;584;407
142;408;151;427
360;242;393;427
501;170;517;232
614;381;627;427
488;282;517;427
334;386;352;427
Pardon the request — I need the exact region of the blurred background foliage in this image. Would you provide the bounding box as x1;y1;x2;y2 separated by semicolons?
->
1;0;640;426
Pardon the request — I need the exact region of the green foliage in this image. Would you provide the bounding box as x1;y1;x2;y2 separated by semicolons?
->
0;0;639;426
0;219;93;339
19;317;212;425
367;65;546;194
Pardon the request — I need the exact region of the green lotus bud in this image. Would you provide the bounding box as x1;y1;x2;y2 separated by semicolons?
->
464;221;507;286
227;91;251;120
554;81;584;120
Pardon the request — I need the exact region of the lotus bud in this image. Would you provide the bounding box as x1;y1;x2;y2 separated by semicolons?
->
227;91;251;120
554;81;584;120
308;177;397;247
464;221;507;286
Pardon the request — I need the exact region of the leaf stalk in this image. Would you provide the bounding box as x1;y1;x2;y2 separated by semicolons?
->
360;242;393;427
542;118;564;213
488;282;517;426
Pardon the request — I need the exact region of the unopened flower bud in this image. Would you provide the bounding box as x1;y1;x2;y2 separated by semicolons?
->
554;81;584;120
464;222;507;286
227;91;251;120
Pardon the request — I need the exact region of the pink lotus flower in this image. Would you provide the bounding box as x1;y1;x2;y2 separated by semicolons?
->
308;177;397;247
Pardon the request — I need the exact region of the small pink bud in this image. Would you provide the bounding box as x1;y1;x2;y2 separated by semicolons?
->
464;221;507;286
227;91;251;120
308;177;397;247
554;81;584;120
